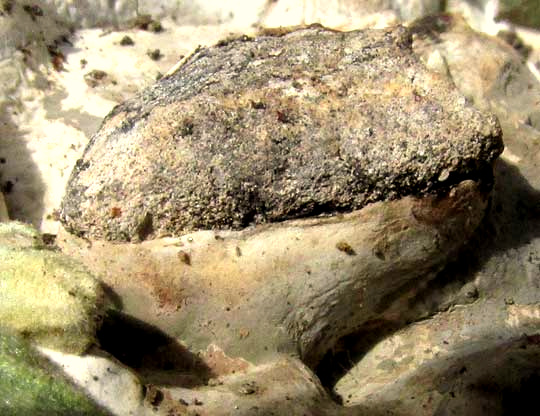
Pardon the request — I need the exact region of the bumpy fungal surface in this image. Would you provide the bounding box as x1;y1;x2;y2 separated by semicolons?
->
0;222;105;354
61;25;503;242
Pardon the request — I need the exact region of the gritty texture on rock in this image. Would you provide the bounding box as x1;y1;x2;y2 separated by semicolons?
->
61;25;503;242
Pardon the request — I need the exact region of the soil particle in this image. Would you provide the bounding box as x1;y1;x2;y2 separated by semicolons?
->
84;69;108;87
147;48;162;61
120;35;135;46
336;241;356;256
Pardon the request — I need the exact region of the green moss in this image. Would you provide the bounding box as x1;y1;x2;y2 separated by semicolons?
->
0;327;109;416
0;222;105;353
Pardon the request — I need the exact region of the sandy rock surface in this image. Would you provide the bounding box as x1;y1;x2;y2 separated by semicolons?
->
60;25;502;242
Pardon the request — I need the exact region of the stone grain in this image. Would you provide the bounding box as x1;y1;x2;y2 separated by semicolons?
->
61;25;503;242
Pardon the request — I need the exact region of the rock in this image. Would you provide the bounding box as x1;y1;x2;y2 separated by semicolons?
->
1;3;257;234
0;327;109;416
496;0;540;29
411;14;540;202
61;25;502;242
0;222;106;354
1;4;535;416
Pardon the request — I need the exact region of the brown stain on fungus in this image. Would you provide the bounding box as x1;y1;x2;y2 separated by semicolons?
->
411;180;481;227
276;109;291;123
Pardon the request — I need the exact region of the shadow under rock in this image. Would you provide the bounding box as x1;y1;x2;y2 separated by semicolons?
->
0;102;46;227
351;334;540;416
431;335;540;416
399;158;540;316
316;158;540;394
479;158;540;253
97;310;214;388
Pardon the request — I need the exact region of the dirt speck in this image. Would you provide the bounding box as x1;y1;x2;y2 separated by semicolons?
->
84;69;108;87
110;207;122;218
178;250;191;265
239;381;258;395
120;35;134;46
1;1;14;15
147;49;162;61
145;384;164;408
336;241;356;256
